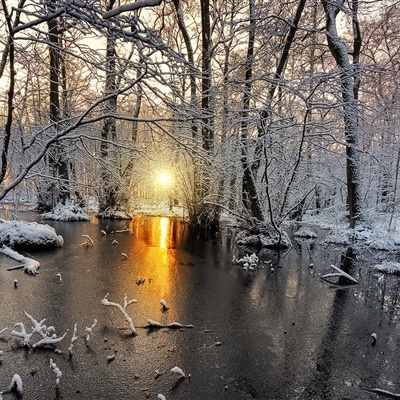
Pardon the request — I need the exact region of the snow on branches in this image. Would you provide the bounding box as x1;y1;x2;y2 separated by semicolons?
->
101;293;138;335
10;311;68;348
1;245;40;274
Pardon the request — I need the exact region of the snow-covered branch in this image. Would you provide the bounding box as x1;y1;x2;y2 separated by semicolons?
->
103;0;162;19
101;294;138;335
11;312;68;348
1;243;41;274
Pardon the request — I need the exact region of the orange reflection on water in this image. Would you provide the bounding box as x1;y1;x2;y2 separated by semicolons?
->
159;217;169;248
131;217;182;322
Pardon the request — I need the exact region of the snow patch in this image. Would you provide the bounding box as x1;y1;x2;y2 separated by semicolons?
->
294;227;318;238
373;261;400;274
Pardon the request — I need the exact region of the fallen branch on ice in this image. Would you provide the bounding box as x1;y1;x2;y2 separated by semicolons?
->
1;245;40;274
11;311;67;348
145;320;193;330
101;294;138;335
2;374;23;395
361;387;400;399
321;265;358;284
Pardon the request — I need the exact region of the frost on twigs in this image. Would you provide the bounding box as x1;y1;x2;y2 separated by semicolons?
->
81;234;94;247
50;358;62;387
3;374;23;395
101;294;138;335
11;311;67;348
160;299;169;311
85;319;97;342
1;245;40;274
171;366;186;378
68;323;78;357
114;226;134;235
145;320;193;330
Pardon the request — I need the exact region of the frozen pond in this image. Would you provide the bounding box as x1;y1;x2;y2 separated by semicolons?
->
1;215;400;399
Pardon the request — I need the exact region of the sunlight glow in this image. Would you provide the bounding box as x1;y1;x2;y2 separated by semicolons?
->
158;170;172;186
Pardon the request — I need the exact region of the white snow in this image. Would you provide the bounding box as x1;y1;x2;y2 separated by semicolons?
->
0;219;64;249
0;245;40;274
301;209;400;252
373;261;400;274
171;366;185;377
294;227;318;238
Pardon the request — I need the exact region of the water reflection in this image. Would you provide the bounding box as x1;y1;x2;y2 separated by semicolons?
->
159;217;169;248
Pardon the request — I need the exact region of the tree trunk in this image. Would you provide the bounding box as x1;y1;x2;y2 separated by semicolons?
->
322;0;364;228
240;0;265;223
99;0;119;215
46;1;69;207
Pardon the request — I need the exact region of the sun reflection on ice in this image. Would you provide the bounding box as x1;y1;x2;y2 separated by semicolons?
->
159;217;169;248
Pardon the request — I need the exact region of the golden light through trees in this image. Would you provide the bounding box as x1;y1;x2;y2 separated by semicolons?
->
156;169;173;188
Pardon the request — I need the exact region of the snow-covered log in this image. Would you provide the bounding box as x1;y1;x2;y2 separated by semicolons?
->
1;245;40;274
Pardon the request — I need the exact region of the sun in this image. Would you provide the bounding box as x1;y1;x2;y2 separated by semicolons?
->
158;170;171;185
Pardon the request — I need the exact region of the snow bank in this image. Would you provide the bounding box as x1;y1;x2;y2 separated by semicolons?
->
41;201;90;221
97;208;132;220
373;261;400;274
236;230;291;249
0;219;64;249
294;227;318;238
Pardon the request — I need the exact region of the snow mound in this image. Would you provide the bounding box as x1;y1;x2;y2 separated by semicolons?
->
97;208;132;220
0;219;64;249
325;228;400;251
41;201;90;221
236;230;291;249
233;253;259;271
373;261;400;274
294;227;318;238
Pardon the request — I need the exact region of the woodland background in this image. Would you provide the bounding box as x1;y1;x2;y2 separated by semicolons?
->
0;0;399;234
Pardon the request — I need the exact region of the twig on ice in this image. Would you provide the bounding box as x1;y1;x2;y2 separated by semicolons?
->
11;311;67;348
321;264;358;284
50;358;62;387
101;294;138;335
68;323;78;357
84;319;97;342
361;387;400;399
3;374;23;395
81;234;94;247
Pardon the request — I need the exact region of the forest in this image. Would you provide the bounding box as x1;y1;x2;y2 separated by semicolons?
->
0;0;399;236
